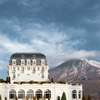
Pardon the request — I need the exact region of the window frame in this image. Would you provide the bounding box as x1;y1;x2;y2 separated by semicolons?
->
9;89;16;99
27;59;30;65
27;89;34;98
41;59;45;65
32;59;36;65
18;89;25;99
21;59;25;65
72;90;77;99
35;89;42;99
12;59;16;65
78;90;81;99
44;89;51;99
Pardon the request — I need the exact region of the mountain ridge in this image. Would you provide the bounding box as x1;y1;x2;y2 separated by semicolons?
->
48;58;100;99
49;58;100;82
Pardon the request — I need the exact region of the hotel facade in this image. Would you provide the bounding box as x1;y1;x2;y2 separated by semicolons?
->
0;53;82;100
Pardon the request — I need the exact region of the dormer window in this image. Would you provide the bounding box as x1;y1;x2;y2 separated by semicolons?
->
41;59;45;65
12;59;16;65
27;59;30;65
21;59;25;65
32;59;36;65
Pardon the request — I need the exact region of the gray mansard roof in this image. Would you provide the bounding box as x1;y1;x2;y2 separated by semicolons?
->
9;53;47;65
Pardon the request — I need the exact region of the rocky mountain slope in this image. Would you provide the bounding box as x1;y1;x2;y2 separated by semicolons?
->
49;58;100;99
49;58;100;82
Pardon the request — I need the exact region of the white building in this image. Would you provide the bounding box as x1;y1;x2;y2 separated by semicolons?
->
0;53;82;100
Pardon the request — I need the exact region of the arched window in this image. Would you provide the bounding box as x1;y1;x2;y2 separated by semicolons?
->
18;89;25;99
32;59;36;65
35;89;42;99
27;59;30;65
9;89;16;99
44;89;51;99
78;90;81;99
12;59;16;65
41;59;45;65
21;59;25;65
72;90;77;99
27;89;34;98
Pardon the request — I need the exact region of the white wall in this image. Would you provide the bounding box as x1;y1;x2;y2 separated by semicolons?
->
0;83;82;100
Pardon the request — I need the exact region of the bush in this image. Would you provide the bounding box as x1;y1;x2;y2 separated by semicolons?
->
41;82;47;84
26;95;28;100
0;79;4;83
29;80;34;84
14;82;18;84
58;81;66;84
33;96;36;100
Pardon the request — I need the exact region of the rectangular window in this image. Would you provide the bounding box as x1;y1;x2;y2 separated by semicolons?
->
13;67;16;72
27;67;30;70
21;67;24;73
41;67;44;72
33;67;36;72
41;74;44;78
13;74;16;79
18;67;20;70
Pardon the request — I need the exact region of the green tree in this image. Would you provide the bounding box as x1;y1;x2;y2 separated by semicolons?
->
87;94;91;100
0;96;1;100
61;92;66;100
0;79;4;83
82;94;86;100
6;77;9;83
8;77;10;83
51;78;54;83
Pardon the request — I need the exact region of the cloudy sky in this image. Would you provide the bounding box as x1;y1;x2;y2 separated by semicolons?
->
0;0;100;79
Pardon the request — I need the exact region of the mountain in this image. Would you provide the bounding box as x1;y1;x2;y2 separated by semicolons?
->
49;58;100;82
49;58;100;99
82;58;100;68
